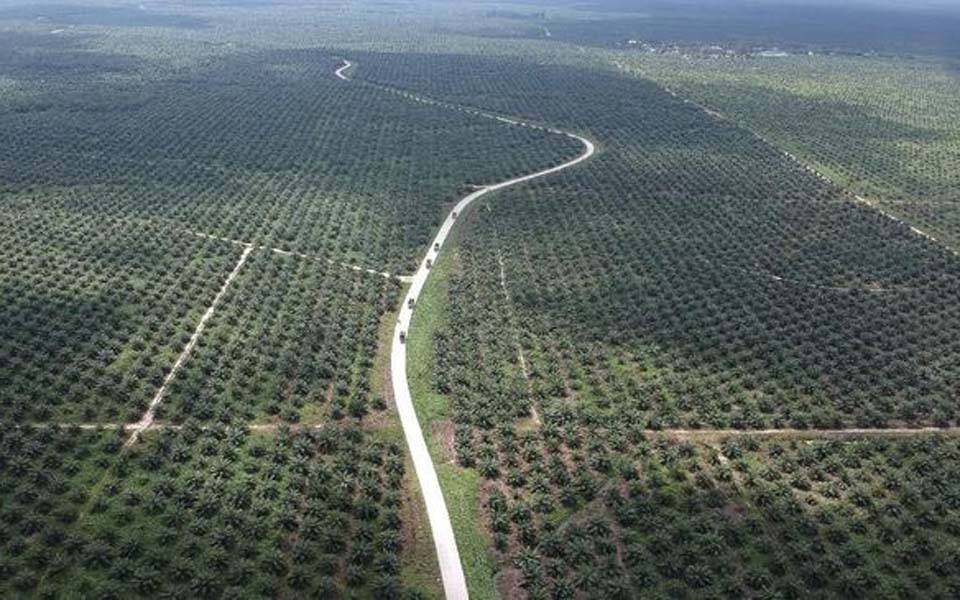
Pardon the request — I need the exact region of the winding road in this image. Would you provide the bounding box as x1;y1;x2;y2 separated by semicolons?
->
335;59;595;598
334;59;352;81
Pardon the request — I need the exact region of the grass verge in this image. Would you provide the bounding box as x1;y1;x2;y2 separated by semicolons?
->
370;291;444;598
407;221;500;600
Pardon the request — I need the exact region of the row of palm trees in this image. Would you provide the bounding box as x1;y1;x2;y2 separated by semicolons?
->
161;252;396;425
488;434;960;598
1;423;413;597
1;211;241;423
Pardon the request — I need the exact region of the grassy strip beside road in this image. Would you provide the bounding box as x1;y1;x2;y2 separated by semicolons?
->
407;223;499;600
370;293;444;599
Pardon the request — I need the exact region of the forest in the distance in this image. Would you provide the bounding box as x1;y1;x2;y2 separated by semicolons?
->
2;0;960;598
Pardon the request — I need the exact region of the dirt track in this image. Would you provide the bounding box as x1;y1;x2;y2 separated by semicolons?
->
336;59;595;599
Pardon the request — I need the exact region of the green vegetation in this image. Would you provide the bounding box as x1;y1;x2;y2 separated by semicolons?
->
162;252;399;425
381;47;960;596
4;1;960;597
0;5;588;595
497;433;960;598
0;423;413;598
0;40;582;274
437;463;498;600
0;208;240;423
533;4;960;59
407;237;500;600
398;465;445;600
618;53;960;252
407;247;456;433
382;51;960;430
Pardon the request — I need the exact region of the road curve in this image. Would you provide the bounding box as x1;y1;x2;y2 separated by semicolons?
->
337;59;595;599
334;59;352;81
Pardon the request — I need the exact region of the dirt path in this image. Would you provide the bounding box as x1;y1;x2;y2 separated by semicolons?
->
338;59;595;599
125;245;253;446
647;426;960;440
611;60;958;258
187;230;395;279
22;421;960;439
496;248;540;426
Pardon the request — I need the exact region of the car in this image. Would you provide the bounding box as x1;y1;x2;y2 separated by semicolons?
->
399;330;406;343
408;298;415;309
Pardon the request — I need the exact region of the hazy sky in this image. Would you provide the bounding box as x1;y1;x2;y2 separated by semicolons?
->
580;0;960;12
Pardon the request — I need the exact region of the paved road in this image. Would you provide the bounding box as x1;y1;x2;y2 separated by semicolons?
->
334;59;352;81
337;59;595;599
